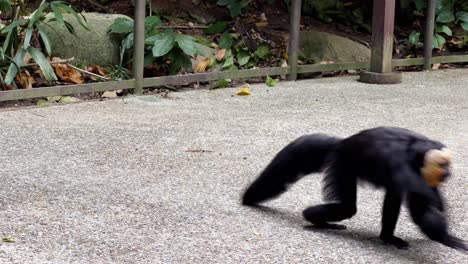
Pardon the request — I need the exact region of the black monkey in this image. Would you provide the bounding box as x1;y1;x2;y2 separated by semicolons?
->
242;127;467;251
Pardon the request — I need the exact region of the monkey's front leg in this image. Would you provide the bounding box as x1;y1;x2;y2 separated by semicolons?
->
380;191;409;249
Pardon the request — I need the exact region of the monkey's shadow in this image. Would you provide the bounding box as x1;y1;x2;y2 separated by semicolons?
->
248;205;441;264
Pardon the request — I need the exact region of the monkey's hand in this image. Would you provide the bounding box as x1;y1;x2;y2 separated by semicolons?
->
380;234;410;250
440;235;468;252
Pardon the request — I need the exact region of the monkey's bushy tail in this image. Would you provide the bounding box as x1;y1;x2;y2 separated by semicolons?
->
242;134;341;206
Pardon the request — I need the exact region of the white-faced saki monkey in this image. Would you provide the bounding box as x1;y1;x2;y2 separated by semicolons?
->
242;127;467;251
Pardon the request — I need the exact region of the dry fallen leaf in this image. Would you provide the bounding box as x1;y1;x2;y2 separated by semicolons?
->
255;22;268;27
195;58;211;73
432;63;441;70
86;65;108;76
215;49;227;61
101;90;118;98
236;86;251;96
15;69;35;89
52;64;84;84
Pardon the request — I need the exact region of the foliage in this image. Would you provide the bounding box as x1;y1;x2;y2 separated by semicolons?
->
406;0;468;50
109;16;207;75
0;0;88;89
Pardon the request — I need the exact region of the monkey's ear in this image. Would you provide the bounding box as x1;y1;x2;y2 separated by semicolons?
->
421;148;452;187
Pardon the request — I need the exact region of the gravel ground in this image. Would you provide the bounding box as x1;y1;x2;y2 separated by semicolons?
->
0;69;467;263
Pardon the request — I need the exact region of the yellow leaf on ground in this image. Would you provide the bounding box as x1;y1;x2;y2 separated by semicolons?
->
195;58;211;73
52;63;84;84
215;49;227;61
236;86;251;96
15;69;35;89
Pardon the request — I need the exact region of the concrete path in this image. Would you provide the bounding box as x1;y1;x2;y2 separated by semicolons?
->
0;69;467;263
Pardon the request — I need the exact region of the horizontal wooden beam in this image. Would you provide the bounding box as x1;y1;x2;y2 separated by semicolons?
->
143;67;289;87
393;55;468;67
0;80;134;102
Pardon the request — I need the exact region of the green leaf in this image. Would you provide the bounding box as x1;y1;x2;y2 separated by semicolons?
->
175;34;198;57
461;22;468;32
223;54;234;68
38;28;52;56
109;17;134;34
28;47;58;81
145;16;163;31
408;31;420;46
436;10;455;23
120;33;134;65
53;2;89;31
217;0;232;6
23;28;34;50
456;11;468;23
265;76;278;87
436;25;452;36
151;33;175;57
1;19;28;33
28;2;50;29
236;50;250;66
36;98;49;106
5;49;27;84
204;21;228;35
254;44;270;59
432;33;446;49
50;3;64;26
195;35;212;46
219;33;233;49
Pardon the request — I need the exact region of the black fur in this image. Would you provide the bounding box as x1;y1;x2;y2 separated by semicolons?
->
242;127;467;251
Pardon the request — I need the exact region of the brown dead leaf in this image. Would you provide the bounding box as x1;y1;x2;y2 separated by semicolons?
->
23;52;33;64
432;63;441;70
52;64;84;84
215;49;227;61
15;69;35;89
195;58;211;73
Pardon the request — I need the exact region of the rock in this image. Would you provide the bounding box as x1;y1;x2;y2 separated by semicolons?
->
43;13;130;66
285;31;371;63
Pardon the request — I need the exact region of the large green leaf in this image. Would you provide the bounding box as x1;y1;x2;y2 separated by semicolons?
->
23;28;34;50
436;10;455;23
236;50;250;66
1;19;28;33
0;0;11;12
151;33;175;57
219;33;233;49
175;34;198;57
5;49;27;85
120;33;134;65
109;17;134;34
461;22;468;31
456;11;468;23
28;47;57;81
432;33;446;49
436;25;452;36
145;16;162;32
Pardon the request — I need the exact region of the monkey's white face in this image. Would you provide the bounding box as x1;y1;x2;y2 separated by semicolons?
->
421;148;452;187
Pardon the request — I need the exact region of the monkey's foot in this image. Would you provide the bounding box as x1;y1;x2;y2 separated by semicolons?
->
380;235;410;250
310;222;347;230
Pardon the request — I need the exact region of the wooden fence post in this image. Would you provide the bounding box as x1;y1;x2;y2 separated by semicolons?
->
359;0;402;84
133;0;145;94
288;0;302;81
423;0;437;70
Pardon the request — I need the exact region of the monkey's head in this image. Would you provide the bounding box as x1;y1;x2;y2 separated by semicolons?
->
421;148;452;187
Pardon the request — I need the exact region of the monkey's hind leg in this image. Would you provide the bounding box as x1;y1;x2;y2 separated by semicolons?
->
379;191;409;249
302;170;357;229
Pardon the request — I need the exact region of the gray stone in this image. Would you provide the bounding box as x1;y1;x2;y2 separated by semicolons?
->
43;13;130;66
286;31;371;63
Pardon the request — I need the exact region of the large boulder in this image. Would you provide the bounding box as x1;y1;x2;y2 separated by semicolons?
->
43;13;129;66
286;31;371;63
